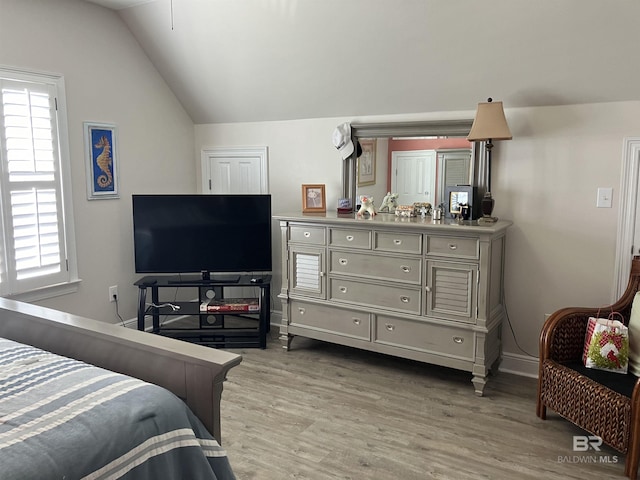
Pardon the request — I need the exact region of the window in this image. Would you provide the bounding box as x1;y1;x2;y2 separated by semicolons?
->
0;68;78;299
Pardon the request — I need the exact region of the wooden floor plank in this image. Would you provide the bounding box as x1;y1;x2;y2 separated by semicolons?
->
215;332;625;479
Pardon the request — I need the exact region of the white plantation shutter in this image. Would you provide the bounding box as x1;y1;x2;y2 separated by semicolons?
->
11;189;61;279
0;70;77;297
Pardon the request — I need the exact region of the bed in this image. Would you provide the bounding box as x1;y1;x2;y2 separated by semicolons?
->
0;298;242;479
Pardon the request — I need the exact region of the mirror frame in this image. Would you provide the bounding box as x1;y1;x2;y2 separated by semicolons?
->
342;119;486;208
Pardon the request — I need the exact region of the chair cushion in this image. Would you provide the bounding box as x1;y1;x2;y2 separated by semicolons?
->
566;360;638;398
629;291;640;376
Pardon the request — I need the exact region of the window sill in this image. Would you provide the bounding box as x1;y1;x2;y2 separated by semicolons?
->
9;279;82;303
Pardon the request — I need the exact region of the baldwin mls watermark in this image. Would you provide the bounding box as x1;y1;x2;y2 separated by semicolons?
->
557;435;619;464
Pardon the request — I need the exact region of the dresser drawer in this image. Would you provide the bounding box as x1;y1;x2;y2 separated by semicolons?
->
290;225;326;245
426;235;478;259
329;278;421;314
374;231;422;254
289;301;371;340
374;315;474;360
329;250;421;284
329;228;371;249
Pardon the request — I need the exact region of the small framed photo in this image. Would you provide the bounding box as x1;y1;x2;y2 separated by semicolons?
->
357;139;376;186
302;184;326;213
84;122;119;200
444;185;477;219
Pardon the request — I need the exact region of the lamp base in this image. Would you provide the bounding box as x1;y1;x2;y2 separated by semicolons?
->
479;192;498;223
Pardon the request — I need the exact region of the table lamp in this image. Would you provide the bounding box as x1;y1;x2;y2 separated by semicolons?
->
467;98;512;222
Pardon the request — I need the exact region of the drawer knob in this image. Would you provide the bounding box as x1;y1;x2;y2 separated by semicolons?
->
339;286;348;294
346;235;354;241
448;244;458;250
393;239;402;245
400;296;410;303
304;231;311;238
453;336;464;344
385;323;395;331
298;307;306;315
401;265;411;273
339;258;348;265
352;318;361;325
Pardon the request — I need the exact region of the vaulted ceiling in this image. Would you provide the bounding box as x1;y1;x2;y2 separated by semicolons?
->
84;0;640;125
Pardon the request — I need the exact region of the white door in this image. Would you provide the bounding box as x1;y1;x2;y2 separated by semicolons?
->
201;146;268;194
391;150;437;205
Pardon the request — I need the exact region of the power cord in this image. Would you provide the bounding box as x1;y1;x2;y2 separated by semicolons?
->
160;281;182;327
502;291;538;358
144;299;181;328
112;293;125;327
148;303;181;311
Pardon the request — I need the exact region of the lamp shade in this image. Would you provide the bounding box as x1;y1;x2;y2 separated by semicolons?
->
467;100;512;141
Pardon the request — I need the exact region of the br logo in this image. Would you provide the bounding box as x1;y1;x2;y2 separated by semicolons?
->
573;435;603;452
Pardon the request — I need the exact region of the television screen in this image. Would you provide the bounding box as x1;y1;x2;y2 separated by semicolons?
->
132;194;272;275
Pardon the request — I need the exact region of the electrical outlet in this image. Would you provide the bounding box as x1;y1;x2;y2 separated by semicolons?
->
109;285;118;302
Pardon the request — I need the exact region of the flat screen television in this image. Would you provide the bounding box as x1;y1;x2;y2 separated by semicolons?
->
132;194;272;280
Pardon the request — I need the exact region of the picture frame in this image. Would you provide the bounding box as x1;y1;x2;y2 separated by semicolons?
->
444;185;478;219
301;184;326;213
84;122;119;200
357;139;376;186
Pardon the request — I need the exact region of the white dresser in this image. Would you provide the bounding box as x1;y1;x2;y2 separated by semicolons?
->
274;212;511;395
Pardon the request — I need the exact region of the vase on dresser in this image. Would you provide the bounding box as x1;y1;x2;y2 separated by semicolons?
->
481;192;496;222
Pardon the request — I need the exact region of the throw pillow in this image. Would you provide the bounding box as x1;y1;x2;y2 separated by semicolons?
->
627;291;640;376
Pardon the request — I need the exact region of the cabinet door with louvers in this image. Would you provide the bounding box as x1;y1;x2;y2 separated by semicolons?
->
425;260;477;323
289;246;326;299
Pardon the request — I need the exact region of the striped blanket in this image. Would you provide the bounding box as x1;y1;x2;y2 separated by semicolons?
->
0;337;236;480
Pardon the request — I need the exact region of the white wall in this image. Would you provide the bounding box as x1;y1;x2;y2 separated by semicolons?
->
195;102;640;372
498;102;640;371
4;0;639;375
0;0;196;322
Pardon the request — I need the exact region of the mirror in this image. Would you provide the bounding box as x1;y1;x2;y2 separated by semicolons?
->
342;120;486;212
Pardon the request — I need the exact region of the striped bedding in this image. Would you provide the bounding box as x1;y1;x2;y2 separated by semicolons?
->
0;337;236;480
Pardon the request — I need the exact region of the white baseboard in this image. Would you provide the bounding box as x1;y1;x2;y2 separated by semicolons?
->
122;316;138;329
269;310;282;332
498;351;539;378
122;315;188;331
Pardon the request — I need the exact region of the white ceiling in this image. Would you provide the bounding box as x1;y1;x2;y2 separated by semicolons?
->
83;0;640;125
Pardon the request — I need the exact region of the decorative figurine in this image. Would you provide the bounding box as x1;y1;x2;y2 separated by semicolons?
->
357;195;376;218
378;192;399;213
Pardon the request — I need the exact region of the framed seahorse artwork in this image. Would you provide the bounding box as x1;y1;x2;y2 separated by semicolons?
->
84;122;119;200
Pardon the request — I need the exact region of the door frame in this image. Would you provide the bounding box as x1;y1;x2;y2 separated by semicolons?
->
201;146;269;193
614;137;640;298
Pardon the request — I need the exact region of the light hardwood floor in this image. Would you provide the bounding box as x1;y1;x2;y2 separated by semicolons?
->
219;331;626;480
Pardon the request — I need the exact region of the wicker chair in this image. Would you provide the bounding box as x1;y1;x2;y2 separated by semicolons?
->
537;256;640;479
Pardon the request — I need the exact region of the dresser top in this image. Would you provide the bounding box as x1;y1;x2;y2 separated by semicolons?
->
274;211;512;234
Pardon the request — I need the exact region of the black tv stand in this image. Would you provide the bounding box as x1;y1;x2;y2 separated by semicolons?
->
134;274;271;349
167;274;241;285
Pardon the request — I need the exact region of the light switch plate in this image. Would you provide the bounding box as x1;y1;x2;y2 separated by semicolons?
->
597;187;613;208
